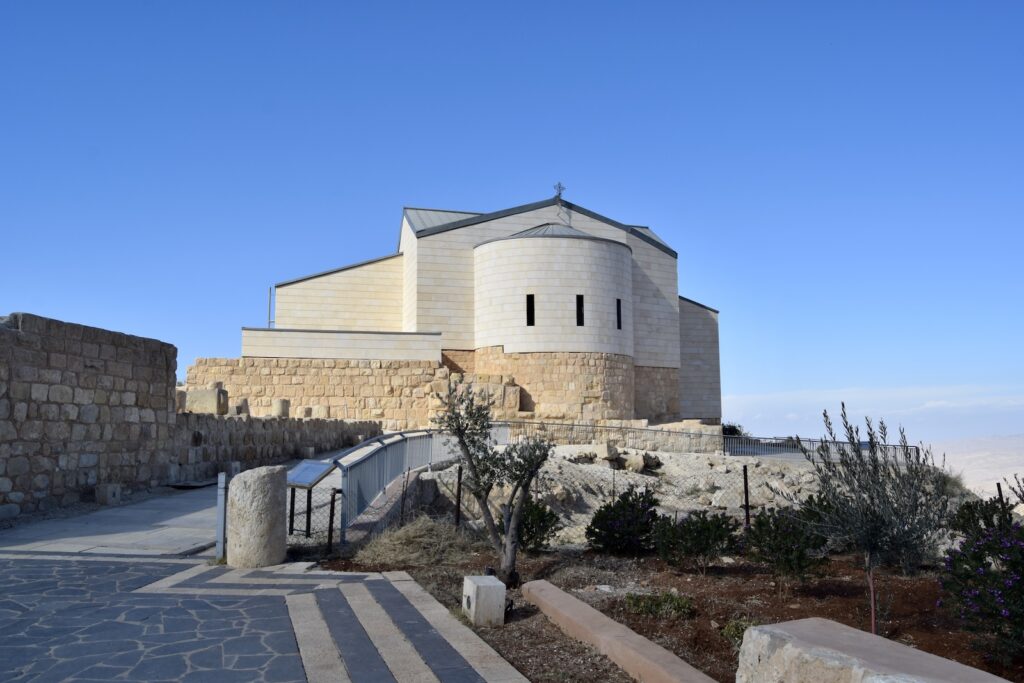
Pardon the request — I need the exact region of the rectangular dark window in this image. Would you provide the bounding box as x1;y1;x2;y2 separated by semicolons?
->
616;299;622;330
526;294;535;326
576;295;584;326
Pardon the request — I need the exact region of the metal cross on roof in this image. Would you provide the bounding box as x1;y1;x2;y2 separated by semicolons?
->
553;181;566;199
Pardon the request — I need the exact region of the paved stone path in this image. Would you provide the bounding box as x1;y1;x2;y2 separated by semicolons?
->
0;489;527;682
0;488;217;556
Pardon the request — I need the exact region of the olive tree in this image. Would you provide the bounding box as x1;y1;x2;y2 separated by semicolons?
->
432;379;552;586
777;404;951;635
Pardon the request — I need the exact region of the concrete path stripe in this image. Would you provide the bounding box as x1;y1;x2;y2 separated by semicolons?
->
0;550;201;564
286;592;352;683
387;578;528;683
339;583;440;683
365;580;485;683
132;562;215;593
315;587;397;683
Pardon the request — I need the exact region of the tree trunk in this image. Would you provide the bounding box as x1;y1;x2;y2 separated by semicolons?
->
865;553;877;635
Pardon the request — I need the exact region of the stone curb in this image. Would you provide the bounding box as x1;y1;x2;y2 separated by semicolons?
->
521;579;715;683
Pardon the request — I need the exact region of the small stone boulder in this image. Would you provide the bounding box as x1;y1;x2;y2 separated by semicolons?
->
624;452;646;473
227;466;287;568
185;388;228;416
737;617;1006;683
271;398;290;418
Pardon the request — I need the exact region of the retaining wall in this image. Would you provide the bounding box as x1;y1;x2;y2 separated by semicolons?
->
0;313;381;519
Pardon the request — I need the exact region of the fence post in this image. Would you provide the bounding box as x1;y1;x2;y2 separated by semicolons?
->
742;465;751;529
327;488;337;554
288;487;296;535
454;464;463;528
997;482;1011;526
215;472;227;563
305;488;313;539
400;468;410;526
338;467;347;546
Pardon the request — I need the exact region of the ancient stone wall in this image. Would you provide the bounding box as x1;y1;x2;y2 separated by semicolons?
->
0;313;382;519
185;357;520;431
634;366;681;424
0;313;177;517
441;350;476;374
474;346;634;421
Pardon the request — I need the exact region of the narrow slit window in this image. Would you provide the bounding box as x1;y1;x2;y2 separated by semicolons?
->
526;294;535;326
616;299;622;330
576;295;584;326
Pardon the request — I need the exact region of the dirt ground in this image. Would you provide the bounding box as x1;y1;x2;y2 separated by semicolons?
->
327;537;1023;683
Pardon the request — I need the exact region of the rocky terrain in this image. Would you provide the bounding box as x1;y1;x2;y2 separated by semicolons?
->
420;443;819;546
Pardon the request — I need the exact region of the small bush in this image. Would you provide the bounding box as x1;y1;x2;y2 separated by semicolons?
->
721;616;758;652
623;591;695;619
746;508;827;589
950;497;1014;538
654;510;740;574
722;422;748;436
499;495;560;553
586;487;660;556
940;521;1024;662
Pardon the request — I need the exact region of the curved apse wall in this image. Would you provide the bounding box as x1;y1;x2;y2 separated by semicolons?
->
473;235;633;356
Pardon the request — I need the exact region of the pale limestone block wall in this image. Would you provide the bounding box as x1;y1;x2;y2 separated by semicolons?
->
442;350;476;374
628;235;681;369
634;366;681;423
0;312;381;520
274;253;404;332
240;328;441;362
474;236;633;355
678;298;722;421
186;357;520;431
474;346;634;421
399;219;419;332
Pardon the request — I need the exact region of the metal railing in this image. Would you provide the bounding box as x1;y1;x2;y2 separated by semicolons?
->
331;429;464;537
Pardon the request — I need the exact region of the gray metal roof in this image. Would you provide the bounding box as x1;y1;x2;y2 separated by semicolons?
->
510;223;591;238
403;197;677;258
403;207;481;232
475;223;632;251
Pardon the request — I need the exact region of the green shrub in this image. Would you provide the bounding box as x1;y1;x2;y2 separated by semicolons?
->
950;497;1014;538
586;487;660;556
499;495;560;553
941;521;1024;662
745;508;827;589
721;616;758;652
623;591;695;619
654;510;740;574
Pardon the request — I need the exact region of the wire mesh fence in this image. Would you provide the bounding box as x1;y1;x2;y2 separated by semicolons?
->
286;484;343;555
496;420;918;461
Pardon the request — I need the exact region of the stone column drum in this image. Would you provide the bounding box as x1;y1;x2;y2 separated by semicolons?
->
227;465;287;568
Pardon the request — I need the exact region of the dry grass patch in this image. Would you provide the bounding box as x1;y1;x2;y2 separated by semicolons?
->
354;515;492;568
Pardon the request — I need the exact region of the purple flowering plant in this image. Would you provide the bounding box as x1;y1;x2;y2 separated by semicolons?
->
941;520;1024;661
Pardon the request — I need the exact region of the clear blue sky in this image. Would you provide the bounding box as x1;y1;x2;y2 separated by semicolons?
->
2;2;1022;443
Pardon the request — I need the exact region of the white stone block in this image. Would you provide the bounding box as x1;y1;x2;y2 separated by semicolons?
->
737;617;1007;683
227;466;287;568
185;388;228;415
271;398;290;418
462;575;506;627
95;483;121;506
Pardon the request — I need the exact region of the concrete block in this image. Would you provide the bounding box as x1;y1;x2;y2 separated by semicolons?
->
95;483;122;506
227;465;287;568
271;398;290;418
522;579;715;683
462;575;506;627
185;388;228;415
737;618;1008;683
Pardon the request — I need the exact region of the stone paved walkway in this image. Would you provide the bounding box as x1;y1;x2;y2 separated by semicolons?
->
0;490;527;682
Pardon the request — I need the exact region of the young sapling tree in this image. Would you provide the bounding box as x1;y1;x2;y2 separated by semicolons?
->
432;379;552;586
